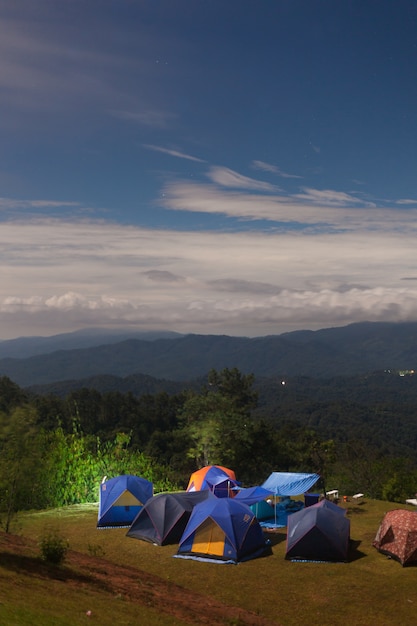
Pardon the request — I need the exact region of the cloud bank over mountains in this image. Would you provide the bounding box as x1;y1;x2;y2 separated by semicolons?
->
1;194;417;339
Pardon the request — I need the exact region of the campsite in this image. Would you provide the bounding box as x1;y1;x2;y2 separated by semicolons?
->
2;491;417;625
2;369;417;624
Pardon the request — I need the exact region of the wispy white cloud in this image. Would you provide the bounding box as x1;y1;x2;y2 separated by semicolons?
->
310;142;321;154
160;180;417;231
111;110;177;129
0;198;81;210
252;160;302;179
0;18;128;117
206;166;279;191
0;8;171;131
294;187;375;207
396;198;417;205
143;144;206;162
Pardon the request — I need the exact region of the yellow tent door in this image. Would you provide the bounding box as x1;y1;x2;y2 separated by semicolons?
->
191;518;225;556
113;489;141;507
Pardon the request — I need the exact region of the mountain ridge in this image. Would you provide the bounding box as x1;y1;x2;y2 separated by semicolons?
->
0;320;417;387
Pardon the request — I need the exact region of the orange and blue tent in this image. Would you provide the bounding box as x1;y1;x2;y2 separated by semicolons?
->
175;497;267;563
97;475;153;528
186;465;238;498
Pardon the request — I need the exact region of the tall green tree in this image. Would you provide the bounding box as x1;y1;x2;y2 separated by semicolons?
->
0;405;43;532
178;368;262;481
0;376;28;413
207;368;258;411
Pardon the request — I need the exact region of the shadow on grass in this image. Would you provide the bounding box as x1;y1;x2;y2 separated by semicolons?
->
263;532;287;548
347;505;367;515
348;539;367;562
0;551;101;586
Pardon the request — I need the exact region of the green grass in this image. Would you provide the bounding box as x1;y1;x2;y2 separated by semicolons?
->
2;498;417;625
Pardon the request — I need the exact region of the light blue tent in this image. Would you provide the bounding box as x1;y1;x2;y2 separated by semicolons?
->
97;475;153;528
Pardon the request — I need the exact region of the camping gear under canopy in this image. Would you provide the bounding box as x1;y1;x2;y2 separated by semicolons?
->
97;475;153;528
126;490;213;545
262;472;320;496
286;498;350;562
373;509;417;566
176;497;267;563
233;486;274;506
186;465;238;498
250;499;276;521
253;496;304;528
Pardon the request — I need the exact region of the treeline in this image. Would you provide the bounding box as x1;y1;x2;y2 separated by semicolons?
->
1;368;417;531
254;371;417;461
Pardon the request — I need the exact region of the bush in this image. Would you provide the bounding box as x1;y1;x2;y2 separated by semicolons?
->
39;529;69;565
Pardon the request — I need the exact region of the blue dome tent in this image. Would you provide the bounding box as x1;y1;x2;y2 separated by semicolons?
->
97;475;153;528
126;491;213;545
175;497;268;563
286;499;350;562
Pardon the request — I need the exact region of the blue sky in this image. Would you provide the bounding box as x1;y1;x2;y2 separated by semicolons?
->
1;0;417;339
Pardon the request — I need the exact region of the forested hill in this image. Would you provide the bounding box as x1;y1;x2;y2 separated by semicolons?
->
26;369;417;407
1;320;417;387
23;369;417;488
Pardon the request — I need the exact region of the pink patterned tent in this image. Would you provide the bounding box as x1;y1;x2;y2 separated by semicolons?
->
373;509;417;566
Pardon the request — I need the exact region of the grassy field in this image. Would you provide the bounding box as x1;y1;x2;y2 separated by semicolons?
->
1;497;417;625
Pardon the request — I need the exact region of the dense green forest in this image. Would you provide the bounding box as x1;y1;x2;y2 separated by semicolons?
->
1;368;417;531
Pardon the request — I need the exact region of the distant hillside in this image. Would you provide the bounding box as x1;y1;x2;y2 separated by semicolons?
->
27;373;198;398
0;328;183;359
26;369;417;463
27;368;417;406
1;321;417;387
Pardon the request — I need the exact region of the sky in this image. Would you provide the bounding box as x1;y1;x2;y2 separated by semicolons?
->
1;0;417;340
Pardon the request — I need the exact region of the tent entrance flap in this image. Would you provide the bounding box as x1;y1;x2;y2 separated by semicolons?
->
114;490;141;507
192;518;225;556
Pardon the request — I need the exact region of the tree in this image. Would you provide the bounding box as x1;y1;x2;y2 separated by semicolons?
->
178;368;260;478
284;427;336;495
381;458;417;503
329;439;386;499
179;392;233;467
207;368;258;411
0;405;43;532
0;376;28;413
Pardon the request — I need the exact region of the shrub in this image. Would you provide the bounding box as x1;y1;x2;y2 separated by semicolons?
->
39;529;69;565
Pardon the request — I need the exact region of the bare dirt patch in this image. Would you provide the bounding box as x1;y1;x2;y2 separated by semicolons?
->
0;531;278;625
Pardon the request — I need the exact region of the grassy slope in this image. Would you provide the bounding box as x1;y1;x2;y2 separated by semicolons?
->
2;498;417;626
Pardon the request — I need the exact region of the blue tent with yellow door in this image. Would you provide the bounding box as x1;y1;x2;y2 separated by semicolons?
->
97;475;153;528
175;497;267;563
